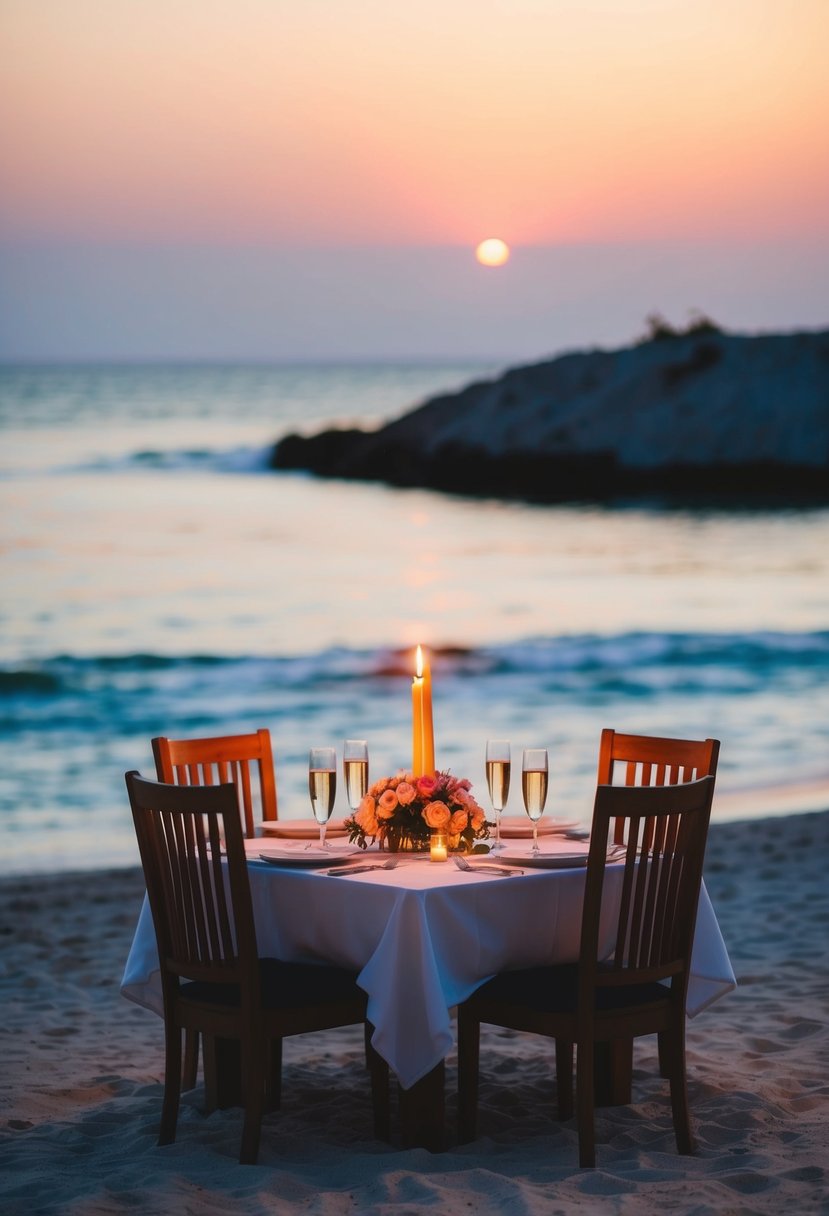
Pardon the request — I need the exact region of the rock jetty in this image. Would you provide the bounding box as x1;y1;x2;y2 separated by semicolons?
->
271;326;829;504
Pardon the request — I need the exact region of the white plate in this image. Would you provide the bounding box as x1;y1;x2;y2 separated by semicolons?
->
498;818;581;838
256;845;360;867
261;818;348;839
495;848;590;869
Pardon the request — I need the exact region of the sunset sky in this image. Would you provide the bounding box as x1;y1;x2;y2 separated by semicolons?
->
1;0;827;360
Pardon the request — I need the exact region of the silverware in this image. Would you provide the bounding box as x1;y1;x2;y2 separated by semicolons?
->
325;859;400;876
452;855;523;877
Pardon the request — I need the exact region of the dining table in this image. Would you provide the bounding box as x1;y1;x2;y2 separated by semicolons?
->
121;830;736;1150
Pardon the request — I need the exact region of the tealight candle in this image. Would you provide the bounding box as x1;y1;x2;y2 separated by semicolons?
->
430;831;448;862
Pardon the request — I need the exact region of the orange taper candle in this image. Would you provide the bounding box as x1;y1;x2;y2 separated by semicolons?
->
421;648;435;775
412;646;424;777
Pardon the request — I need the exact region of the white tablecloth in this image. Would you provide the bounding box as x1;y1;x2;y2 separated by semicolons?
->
121;840;736;1090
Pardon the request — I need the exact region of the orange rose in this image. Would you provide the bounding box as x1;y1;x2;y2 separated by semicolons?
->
449;809;469;834
354;796;378;836
470;803;486;831
377;788;399;819
423;801;451;830
396;781;416;806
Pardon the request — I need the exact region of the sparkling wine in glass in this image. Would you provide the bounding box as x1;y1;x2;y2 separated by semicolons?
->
343;739;369;812
308;747;336;849
521;748;548;857
485;739;511;852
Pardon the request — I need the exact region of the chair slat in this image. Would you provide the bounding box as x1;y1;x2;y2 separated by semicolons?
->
178;813;202;964
238;762;255;839
613;820;639;966
628;817;653;968
192;813;220;962
207;814;235;958
639;815;666;966
654;815;675;967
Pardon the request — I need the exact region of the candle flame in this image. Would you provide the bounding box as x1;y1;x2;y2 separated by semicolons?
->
415;644;423;679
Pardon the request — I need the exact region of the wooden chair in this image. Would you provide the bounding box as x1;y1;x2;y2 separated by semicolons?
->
152;729;278;840
597;730;720;1087
152;729;279;1091
598;729;719;846
457;775;716;1167
125;772;389;1164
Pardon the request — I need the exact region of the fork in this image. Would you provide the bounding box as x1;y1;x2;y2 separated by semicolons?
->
453;855;523;877
325;858;400;876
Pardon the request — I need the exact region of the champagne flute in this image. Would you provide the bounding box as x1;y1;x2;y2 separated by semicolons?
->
343;739;369;812
522;748;548;857
308;747;336;849
485;739;511;852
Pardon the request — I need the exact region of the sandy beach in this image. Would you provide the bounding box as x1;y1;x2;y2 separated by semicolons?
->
1;808;827;1216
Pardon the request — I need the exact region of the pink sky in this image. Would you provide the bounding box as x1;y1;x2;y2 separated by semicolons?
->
3;0;828;246
1;1;827;358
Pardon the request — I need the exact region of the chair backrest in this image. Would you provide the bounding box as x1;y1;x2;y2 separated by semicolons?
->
152;729;277;839
125;771;260;996
597;729;719;844
579;777;716;1012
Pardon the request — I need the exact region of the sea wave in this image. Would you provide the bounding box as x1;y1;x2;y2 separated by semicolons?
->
3;631;827;698
81;445;275;475
2;629;828;875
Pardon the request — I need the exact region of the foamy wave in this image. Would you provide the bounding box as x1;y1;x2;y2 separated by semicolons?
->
3;631;827;697
82;444;274;475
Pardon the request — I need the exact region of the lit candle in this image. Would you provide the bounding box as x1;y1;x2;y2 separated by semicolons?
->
412;645;435;778
430;831;448;862
421;648;435;776
412;647;424;776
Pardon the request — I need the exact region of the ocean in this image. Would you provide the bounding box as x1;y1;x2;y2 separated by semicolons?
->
2;361;828;877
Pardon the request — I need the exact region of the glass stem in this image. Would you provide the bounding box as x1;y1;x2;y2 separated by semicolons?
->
320;822;327;850
532;822;539;855
495;808;501;851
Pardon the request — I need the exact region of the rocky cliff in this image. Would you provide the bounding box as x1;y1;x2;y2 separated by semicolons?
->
272;327;829;504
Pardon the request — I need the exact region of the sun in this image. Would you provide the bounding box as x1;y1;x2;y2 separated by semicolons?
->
475;238;510;267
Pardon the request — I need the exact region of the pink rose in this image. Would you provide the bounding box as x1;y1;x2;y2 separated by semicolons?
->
449;809;469;834
396;781;416;806
423;801;451;830
453;787;471;807
377;788;399;819
416;775;439;798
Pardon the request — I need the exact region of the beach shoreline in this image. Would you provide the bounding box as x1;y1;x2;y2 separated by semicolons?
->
2;809;828;1215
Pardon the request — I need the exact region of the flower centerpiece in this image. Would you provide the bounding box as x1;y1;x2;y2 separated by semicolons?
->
344;770;491;853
